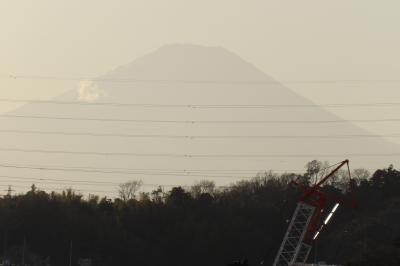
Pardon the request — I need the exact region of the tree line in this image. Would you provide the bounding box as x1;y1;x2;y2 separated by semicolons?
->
0;161;399;266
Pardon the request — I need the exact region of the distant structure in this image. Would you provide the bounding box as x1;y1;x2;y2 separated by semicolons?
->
5;185;14;196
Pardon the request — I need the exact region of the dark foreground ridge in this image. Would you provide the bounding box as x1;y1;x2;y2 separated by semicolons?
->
0;162;399;266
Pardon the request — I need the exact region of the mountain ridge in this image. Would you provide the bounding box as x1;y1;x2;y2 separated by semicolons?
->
0;44;398;194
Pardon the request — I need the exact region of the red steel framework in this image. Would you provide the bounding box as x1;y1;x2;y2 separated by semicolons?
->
273;160;352;266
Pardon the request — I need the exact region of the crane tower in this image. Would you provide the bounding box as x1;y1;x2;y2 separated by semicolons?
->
273;160;351;266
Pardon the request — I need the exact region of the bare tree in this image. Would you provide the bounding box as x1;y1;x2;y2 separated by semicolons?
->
191;180;216;198
118;180;143;201
301;160;330;185
352;168;371;185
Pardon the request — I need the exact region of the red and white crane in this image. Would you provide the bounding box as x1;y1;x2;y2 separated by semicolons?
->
272;160;352;266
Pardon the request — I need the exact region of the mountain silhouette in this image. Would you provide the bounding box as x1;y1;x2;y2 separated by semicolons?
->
1;44;398;194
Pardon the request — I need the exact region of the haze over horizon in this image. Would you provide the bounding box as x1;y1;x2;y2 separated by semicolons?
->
0;43;399;196
1;1;400;196
1;1;400;145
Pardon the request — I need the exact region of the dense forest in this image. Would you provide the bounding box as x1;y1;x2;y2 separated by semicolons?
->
0;161;399;266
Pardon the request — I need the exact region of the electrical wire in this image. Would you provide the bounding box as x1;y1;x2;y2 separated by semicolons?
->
0;163;275;179
0;147;399;158
2;73;400;84
2;114;400;124
2;98;400;109
0;129;399;139
0;162;308;174
0;175;192;188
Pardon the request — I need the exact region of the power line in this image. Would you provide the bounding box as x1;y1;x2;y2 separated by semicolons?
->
0;147;400;158
0;176;119;186
0;175;194;188
0;163;270;179
0;183;120;194
0;163;382;195
0;162;307;174
2;114;400;124
0;166;385;194
2;163;375;192
2;98;400;109
0;129;399;139
0;176;235;193
2;73;400;84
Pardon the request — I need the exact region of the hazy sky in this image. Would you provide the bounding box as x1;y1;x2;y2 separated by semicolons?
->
1;0;400;141
1;0;400;196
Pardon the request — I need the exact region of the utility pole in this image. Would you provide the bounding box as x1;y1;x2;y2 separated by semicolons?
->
5;186;14;197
